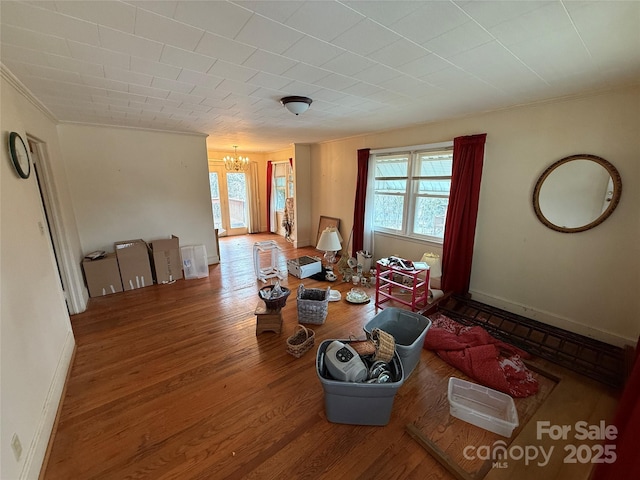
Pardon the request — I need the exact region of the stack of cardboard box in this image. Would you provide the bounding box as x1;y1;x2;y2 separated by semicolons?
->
82;235;185;297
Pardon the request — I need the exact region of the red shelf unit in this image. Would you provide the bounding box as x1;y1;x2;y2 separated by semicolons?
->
375;260;430;312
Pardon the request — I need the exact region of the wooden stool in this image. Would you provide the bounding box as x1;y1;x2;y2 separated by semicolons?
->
255;302;283;335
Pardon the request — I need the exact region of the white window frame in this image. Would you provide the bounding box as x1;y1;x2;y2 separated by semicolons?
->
370;141;453;244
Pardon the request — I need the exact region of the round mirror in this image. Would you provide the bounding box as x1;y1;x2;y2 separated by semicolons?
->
533;154;622;233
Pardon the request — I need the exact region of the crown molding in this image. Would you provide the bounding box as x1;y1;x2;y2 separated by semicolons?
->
1;63;209;138
1;63;59;124
60;121;209;138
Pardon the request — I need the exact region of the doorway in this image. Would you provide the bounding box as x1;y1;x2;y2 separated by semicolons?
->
209;165;248;237
28;138;79;313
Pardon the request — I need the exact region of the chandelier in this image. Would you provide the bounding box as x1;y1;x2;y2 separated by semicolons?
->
224;146;249;171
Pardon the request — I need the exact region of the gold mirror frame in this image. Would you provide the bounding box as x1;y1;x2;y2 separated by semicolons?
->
532;154;622;233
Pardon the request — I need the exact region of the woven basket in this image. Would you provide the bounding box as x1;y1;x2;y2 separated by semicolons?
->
297;285;330;325
349;329;395;362
259;286;291;310
350;339;377;356
371;328;395;363
286;325;315;358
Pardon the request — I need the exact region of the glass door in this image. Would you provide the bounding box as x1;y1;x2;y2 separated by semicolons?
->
209;165;248;236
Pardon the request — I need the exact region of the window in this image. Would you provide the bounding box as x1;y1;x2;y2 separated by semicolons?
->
209;172;222;229
372;146;452;243
273;162;292;211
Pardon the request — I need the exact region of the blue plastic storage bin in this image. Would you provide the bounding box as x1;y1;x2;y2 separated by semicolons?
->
316;340;404;426
364;307;431;378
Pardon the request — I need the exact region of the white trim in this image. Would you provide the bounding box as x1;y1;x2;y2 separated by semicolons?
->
29;138;88;315
60;120;208;138
1;63;58;124
23;331;75;480
469;289;635;348
371;144;452;243
370;141;453;155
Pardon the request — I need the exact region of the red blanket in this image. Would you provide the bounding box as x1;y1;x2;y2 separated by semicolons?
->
424;313;538;397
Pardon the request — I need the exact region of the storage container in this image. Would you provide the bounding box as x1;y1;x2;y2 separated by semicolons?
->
297;285;330;324
181;245;209;279
356;250;373;272
447;377;519;437
364;307;431;378
287;256;322;279
316;340;404;426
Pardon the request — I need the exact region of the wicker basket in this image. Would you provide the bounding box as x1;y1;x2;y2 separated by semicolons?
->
297;284;330;325
350;339;377;356
259;285;291;310
349;329;395;362
371;328;395;363
286;325;315;358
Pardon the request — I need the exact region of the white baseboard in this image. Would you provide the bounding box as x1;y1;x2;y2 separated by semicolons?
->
468;289;634;348
22;331;75;480
293;237;311;249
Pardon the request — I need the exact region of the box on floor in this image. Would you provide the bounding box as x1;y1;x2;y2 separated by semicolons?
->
115;239;153;290
287;256;321;279
149;235;182;283
82;253;123;297
181;244;209;279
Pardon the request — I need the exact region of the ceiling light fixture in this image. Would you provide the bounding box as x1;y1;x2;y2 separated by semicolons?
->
224;146;249;172
280;96;312;115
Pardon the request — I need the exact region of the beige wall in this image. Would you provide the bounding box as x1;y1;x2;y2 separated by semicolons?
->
311;86;640;346
58;125;219;263
1;74;76;479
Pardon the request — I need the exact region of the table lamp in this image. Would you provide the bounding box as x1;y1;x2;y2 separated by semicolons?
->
316;227;342;269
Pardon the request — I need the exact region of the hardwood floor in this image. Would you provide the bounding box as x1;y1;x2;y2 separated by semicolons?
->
41;234;617;480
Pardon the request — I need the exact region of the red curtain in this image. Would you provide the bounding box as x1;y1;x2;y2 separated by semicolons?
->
592;340;640;480
441;134;487;294
266;160;273;232
352;148;370;257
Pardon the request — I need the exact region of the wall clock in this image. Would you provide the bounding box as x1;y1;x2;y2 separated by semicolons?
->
8;131;31;179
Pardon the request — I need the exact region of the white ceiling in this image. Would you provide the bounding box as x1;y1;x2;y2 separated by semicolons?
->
1;1;639;153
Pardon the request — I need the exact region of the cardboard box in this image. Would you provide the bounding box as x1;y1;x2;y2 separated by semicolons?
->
115;239;153;290
150;235;182;283
82;253;123;297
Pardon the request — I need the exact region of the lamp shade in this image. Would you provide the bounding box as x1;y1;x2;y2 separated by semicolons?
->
421;252;442;277
316;229;342;252
281;96;312;115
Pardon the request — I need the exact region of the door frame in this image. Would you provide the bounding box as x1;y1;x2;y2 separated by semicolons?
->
28;136;86;314
209;164;248;237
